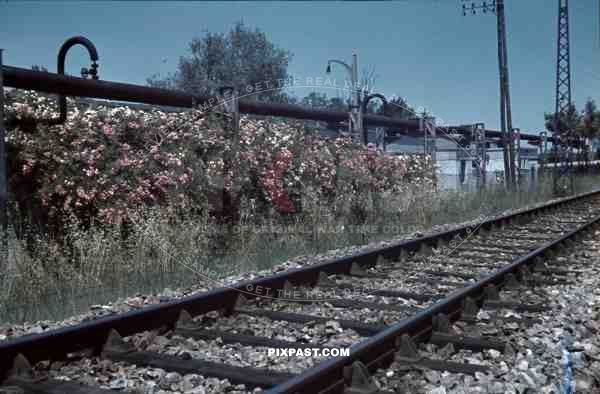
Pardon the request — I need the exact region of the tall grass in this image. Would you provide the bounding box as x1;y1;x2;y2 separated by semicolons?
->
2;172;600;324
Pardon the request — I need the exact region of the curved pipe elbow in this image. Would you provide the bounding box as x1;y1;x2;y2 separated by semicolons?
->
361;93;388;115
361;93;388;145
43;36;99;126
57;36;99;75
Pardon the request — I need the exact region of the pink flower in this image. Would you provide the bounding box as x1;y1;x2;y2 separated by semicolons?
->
22;163;33;175
118;155;132;167
102;125;114;136
178;173;190;184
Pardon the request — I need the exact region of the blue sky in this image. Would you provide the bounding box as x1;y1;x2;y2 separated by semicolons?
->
1;0;599;133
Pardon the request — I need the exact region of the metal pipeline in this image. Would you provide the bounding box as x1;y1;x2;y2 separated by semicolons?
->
1;65;419;131
1;63;553;144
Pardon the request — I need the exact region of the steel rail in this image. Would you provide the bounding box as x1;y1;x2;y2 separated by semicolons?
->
1;65;551;143
267;209;600;393
0;189;598;381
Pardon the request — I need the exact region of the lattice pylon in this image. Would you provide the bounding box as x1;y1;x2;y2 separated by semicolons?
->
555;0;571;117
553;0;573;196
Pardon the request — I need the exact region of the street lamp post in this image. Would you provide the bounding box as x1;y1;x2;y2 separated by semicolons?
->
326;52;360;142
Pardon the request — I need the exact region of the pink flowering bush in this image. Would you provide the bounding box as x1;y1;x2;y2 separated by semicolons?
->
4;90;435;238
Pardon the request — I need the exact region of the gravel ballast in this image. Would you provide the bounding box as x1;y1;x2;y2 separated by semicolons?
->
370;233;600;393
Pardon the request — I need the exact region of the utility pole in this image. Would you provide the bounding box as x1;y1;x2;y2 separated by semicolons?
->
498;0;517;189
462;0;516;190
553;0;573;196
513;128;521;182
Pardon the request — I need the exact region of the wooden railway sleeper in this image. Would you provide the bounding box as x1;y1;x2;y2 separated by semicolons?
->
282;279;429;308
174;310;331;350
233;295;386;336
393;335;490;375
430;313;506;352
316;272;444;302
532;257;579;276
0;354;109;394
461;294;542;326
482;284;550;312
101;329;295;389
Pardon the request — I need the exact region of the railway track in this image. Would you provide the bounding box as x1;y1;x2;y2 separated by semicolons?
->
2;190;600;393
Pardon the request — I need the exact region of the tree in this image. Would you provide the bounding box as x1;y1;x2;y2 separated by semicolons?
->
327;96;347;112
581;99;600;140
384;96;415;119
300;92;350;133
543;100;600;161
544;105;580;162
544;103;581;139
301;92;329;109
359;65;378;110
148;21;293;103
580;99;600;160
300;92;350;112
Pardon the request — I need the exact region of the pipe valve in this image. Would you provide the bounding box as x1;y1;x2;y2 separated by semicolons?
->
81;61;99;80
